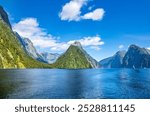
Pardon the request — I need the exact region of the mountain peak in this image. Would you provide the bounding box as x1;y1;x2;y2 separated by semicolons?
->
71;41;82;48
129;44;140;49
115;50;126;57
128;44;150;55
0;5;11;29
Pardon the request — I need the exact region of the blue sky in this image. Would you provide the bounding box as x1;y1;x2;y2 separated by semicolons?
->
0;0;150;60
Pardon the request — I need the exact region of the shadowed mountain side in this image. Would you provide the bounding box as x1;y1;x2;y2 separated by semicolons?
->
99;51;126;68
123;45;150;68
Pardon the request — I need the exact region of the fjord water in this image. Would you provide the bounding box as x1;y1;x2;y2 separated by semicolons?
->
0;69;150;99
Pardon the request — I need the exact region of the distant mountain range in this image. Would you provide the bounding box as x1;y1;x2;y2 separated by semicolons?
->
99;51;126;68
99;45;150;68
0;5;150;69
122;45;150;68
40;52;60;64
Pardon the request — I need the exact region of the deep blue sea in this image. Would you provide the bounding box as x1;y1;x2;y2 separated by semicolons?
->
0;69;150;99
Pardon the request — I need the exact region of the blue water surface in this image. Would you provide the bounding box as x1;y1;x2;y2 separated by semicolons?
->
0;69;150;99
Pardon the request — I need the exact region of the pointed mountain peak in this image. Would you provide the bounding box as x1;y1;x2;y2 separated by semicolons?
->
71;41;82;48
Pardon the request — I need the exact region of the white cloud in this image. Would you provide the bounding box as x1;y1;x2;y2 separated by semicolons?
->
13;18;59;49
68;36;104;46
118;45;124;49
59;0;87;21
90;46;101;51
88;5;94;11
82;8;105;21
13;18;104;52
59;0;105;21
147;47;150;50
13;18;41;37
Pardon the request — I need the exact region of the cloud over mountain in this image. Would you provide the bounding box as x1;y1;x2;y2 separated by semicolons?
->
119;45;124;49
13;18;104;52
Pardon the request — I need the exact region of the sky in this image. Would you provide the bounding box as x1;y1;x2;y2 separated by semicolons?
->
0;0;150;60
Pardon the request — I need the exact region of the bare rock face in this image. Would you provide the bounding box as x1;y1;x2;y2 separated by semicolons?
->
15;32;59;64
40;53;60;64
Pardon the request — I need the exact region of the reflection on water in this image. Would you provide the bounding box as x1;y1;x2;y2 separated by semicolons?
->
0;69;150;99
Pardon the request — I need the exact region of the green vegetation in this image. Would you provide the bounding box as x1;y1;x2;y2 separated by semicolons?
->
53;45;92;69
0;20;92;69
0;5;94;69
0;20;51;68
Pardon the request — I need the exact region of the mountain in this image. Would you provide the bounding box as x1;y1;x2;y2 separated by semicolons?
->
71;41;99;68
100;45;150;69
15;32;59;64
123;45;150;68
53;41;99;69
14;32;41;59
40;53;60;64
99;51;126;68
0;5;11;28
0;6;50;68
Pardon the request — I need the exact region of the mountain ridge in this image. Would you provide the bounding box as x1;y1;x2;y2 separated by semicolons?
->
15;32;60;64
123;44;150;68
100;45;150;68
0;5;11;28
0;6;51;68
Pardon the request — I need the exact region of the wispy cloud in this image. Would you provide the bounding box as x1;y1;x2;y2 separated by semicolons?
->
68;36;104;46
13;18;104;52
59;0;105;21
82;8;105;21
13;18;59;49
90;46;101;51
118;45;124;49
88;5;95;11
